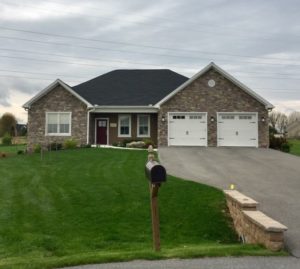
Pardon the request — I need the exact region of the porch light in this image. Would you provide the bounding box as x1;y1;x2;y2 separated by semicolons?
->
210;116;215;122
161;116;166;122
261;116;265;122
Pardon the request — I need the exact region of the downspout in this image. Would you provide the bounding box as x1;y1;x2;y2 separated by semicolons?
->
86;107;94;145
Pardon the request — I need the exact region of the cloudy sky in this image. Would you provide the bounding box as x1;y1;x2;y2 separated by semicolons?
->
0;0;299;123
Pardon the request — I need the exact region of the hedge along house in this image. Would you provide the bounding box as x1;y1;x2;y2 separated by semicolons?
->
23;62;274;148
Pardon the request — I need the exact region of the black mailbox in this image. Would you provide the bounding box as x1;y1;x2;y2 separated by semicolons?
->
145;161;167;184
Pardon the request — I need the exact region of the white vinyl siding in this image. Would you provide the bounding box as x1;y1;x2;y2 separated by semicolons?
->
46;112;71;136
118;115;131;137
137;115;150;137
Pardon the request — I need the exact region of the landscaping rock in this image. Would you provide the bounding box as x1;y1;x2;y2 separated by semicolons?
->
126;141;145;148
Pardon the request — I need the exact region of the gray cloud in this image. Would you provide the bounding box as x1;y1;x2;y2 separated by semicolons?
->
0;0;299;121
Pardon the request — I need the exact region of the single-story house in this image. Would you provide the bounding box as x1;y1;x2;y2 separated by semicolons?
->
23;62;274;148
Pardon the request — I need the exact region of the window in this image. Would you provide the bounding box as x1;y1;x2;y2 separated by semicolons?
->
221;115;235;120
172;115;185;119
189;115;202;119
46;112;71;136
239;115;252;120
137;115;150;137
118;115;131;137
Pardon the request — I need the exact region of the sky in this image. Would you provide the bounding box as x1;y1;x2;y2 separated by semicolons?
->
0;0;300;123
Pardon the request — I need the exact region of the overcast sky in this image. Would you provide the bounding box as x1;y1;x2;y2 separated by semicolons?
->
0;0;300;123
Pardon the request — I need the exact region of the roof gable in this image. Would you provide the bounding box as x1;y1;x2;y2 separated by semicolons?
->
23;79;92;109
155;62;274;109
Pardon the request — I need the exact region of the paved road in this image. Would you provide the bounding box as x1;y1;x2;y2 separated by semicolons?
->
159;147;300;258
60;257;299;269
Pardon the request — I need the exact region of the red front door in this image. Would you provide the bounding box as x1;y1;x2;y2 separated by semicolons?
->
96;119;108;144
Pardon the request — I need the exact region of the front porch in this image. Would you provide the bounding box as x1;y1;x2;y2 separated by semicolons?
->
87;112;158;146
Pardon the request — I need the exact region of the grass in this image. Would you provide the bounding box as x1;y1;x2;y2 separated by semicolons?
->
288;139;300;156
0;144;26;154
0;148;283;268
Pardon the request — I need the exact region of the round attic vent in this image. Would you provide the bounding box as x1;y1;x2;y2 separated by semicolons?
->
208;79;216;87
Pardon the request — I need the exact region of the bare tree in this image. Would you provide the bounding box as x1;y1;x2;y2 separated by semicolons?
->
269;111;288;133
277;113;288;133
288;111;300;124
269;111;280;129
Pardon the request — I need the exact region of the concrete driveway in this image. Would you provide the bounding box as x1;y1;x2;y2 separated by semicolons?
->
159;147;300;257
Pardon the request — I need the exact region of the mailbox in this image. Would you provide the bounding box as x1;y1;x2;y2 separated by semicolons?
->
145;161;167;184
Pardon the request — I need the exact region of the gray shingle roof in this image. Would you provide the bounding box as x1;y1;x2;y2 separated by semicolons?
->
72;69;188;106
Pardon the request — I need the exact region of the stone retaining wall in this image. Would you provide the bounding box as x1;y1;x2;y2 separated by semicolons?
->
224;190;287;251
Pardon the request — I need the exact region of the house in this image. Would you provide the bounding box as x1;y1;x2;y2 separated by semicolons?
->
23;62;274;148
287;120;300;138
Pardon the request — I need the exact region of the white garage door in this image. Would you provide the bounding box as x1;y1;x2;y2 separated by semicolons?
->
217;113;258;147
168;112;207;146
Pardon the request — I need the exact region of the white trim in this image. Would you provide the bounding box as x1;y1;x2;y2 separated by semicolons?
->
23;79;93;109
45;111;72;136
137;114;151;138
118;114;132;138
93;106;158;113
167;112;208;147
217;112;258;148
94;118;110;145
155;62;274;109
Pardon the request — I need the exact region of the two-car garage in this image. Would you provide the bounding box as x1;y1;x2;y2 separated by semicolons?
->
168;112;258;147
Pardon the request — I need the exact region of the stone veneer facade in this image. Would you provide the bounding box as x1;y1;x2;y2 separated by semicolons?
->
158;69;269;147
27;85;88;148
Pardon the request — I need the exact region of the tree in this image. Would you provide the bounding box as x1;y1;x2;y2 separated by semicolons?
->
288;111;300;124
269;111;288;134
0;113;17;137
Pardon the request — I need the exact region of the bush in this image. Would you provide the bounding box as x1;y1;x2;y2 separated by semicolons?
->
143;138;155;148
63;139;77;149
119;139;134;147
281;143;291;153
48;142;63;151
0;152;6;158
17;150;24;155
34;144;41;153
2;133;12;146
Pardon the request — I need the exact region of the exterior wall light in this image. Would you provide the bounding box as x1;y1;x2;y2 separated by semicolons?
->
161;116;166;122
261;116;265;122
210;116;215;122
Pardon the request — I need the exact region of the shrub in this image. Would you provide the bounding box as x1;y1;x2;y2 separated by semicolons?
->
119;139;134;147
112;142;118;147
0;152;6;158
143;138;155;148
2;133;12;146
17;150;24;155
63;139;77;149
281;143;291;153
48;142;62;151
34;144;41;153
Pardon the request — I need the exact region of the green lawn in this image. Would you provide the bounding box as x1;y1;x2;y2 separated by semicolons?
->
0;148;281;268
288;139;300;156
0;144;26;154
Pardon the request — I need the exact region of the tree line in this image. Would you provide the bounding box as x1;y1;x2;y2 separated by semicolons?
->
269;111;300;134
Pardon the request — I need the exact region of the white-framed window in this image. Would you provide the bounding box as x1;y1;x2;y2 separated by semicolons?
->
118;114;131;137
46;112;71;136
137;115;150;137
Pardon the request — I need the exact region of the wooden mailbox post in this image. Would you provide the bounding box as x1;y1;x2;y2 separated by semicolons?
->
145;146;166;251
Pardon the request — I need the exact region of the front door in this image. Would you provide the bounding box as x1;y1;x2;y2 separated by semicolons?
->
96;119;108;144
